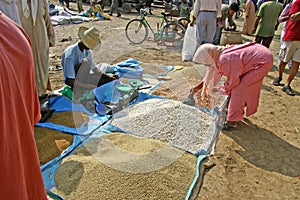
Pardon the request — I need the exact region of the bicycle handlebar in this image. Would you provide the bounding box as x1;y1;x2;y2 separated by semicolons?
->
140;8;150;15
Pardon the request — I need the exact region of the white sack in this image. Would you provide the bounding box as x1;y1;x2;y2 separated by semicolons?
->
181;24;197;61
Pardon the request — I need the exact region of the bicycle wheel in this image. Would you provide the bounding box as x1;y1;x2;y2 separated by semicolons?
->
178;17;190;30
161;21;185;49
125;19;148;44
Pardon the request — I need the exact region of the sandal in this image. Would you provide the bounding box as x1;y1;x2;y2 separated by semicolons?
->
282;85;295;96
222;123;236;131
273;77;282;86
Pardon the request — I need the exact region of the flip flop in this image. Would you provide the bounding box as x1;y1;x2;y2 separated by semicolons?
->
273;77;282;86
222;123;235;131
282;85;295;96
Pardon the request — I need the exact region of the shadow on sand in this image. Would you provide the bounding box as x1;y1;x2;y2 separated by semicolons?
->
223;118;300;177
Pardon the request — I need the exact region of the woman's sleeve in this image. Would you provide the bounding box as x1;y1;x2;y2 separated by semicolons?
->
221;62;243;95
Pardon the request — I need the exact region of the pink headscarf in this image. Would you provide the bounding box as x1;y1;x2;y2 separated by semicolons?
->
192;44;227;97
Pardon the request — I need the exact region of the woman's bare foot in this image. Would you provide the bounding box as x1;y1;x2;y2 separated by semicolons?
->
226;121;238;128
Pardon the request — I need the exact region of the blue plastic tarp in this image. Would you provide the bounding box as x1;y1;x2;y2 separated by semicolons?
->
113;58;144;79
36;96;111;136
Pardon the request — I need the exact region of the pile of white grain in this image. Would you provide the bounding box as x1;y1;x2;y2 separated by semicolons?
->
111;98;214;154
53;132;197;199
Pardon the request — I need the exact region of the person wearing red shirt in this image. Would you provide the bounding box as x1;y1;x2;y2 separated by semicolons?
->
273;0;300;96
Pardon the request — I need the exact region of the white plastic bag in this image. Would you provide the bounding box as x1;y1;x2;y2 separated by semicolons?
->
181;24;197;61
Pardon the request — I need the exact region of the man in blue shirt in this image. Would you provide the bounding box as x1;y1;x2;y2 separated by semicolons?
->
62;26;117;99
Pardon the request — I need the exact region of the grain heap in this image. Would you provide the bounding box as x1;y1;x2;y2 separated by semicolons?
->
151;77;226;110
111;98;214;154
150;65;227;110
34;127;73;165
53;132;197;199
34;111;86;165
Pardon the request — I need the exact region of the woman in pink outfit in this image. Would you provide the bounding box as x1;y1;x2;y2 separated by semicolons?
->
191;42;273;128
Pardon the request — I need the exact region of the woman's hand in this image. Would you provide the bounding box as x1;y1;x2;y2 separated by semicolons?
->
212;85;226;95
219;85;227;95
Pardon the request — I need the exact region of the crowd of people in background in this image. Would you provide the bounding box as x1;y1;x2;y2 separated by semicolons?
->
0;0;299;198
273;0;300;96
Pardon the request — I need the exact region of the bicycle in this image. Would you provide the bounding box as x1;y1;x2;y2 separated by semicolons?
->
125;8;186;49
177;16;191;29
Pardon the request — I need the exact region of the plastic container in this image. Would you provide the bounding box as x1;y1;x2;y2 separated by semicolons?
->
116;84;132;94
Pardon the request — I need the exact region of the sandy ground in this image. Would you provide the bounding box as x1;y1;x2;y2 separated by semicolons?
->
45;1;300;199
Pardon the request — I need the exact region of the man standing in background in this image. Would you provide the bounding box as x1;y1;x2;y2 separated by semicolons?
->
16;0;55;98
191;0;222;48
109;0;121;17
213;2;240;45
77;0;83;13
252;0;283;48
273;0;300;96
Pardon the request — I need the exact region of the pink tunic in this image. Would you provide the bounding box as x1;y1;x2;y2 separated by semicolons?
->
0;13;47;200
217;42;273;121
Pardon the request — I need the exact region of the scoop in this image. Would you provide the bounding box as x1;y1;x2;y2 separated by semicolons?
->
183;92;196;106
